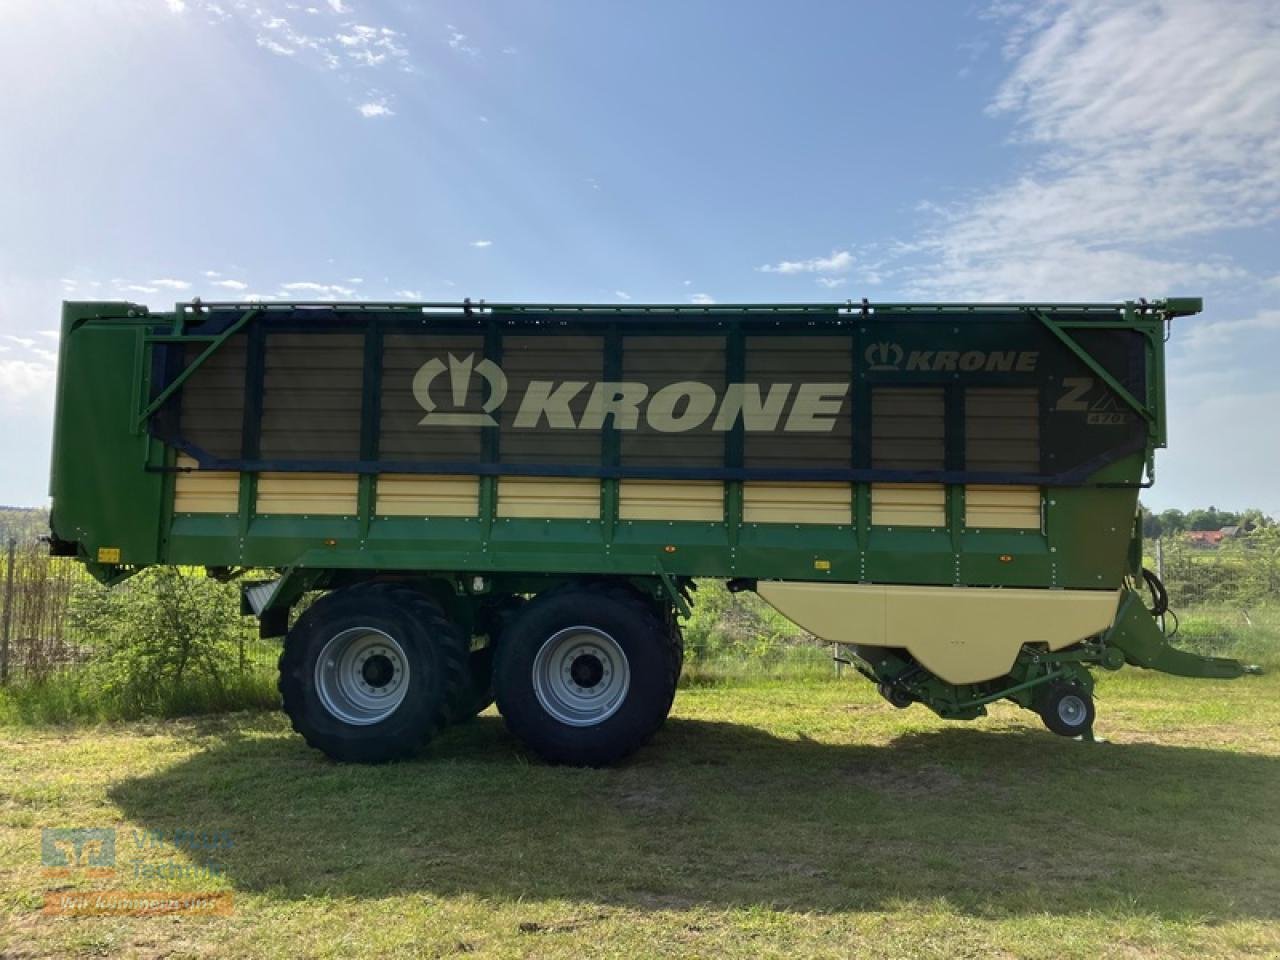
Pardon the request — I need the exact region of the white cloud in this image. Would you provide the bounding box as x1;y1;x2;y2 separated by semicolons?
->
203;269;222;278
121;284;158;294
38;330;59;340
151;278;190;290
358;99;393;118
816;277;847;289
347;277;364;284
168;2;410;77
895;0;1280;300
165;0;186;12
469;240;493;248
212;279;248;291
394;289;423;299
759;250;853;275
1177;309;1280;353
257;36;296;57
336;25;409;68
447;25;479;57
4;335;36;349
689;293;716;305
0;360;54;401
614;291;631;301
280;281;355;298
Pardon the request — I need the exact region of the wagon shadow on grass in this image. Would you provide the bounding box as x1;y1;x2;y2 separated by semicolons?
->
108;714;1280;921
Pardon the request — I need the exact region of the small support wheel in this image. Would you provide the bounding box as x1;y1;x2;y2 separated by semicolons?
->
877;681;913;709
1037;681;1095;738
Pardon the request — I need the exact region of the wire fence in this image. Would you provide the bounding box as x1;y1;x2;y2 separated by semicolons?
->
0;540;279;685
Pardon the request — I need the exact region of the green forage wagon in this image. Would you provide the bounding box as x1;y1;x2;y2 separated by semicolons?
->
48;297;1253;763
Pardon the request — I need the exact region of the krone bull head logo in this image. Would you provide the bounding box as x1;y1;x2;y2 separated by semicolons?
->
413;353;508;427
864;341;903;372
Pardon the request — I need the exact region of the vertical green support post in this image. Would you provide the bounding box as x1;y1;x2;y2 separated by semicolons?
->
357;317;383;539
725;322;745;548
237;321;266;552
945;383;966;577
480;318;502;540
852;321;871;556
601;323;622;546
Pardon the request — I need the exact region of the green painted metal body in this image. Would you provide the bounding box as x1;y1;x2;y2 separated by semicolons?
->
46;297;1248;715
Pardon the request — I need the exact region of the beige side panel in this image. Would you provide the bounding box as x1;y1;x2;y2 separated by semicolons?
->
497;477;599;519
256;473;359;516
619;480;723;521
743;482;852;525
377;475;480;517
173;455;240;514
965;484;1041;529
871;483;946;526
758;582;1121;684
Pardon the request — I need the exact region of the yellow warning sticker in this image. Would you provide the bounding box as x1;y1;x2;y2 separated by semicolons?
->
97;547;121;564
813;559;831;571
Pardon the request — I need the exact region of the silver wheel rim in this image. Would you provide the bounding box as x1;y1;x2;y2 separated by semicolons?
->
531;626;630;727
1057;693;1088;728
314;627;410;725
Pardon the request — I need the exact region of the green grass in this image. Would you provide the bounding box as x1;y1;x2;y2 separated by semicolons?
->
1;669;1278;959
0;667;280;726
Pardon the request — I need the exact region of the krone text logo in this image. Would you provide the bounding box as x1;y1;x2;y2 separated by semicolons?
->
410;354;849;434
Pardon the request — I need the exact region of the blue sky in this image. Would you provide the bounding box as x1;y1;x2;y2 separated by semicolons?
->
1;0;1276;512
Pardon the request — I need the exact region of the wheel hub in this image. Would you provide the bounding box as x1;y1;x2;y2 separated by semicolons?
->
1058;694;1087;726
314;627;411;726
570;653;605;689
531;627;630;727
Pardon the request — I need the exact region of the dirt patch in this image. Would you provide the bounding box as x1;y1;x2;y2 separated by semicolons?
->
842;762;964;799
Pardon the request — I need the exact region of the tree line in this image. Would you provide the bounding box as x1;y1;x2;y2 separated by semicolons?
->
1141;505;1274;539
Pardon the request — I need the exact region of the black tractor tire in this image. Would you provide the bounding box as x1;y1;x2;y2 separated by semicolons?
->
279;582;469;763
451;643;496;722
1037;681;1096;738
494;580;677;766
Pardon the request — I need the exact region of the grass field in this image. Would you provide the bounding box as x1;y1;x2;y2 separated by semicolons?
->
1;669;1278;959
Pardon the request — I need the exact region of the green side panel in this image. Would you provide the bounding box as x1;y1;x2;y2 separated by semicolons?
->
48;303;163;567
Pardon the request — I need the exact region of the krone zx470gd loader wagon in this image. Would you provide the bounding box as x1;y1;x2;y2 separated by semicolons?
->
48;297;1255;763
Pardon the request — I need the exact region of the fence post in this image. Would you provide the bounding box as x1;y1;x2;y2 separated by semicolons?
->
1;536;15;685
1155;536;1165;583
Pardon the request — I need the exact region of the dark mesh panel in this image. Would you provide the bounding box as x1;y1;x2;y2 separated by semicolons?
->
259;333;364;460
620;336;726;468
744;335;852;469
178;336;246;460
966;387;1040;472
872;387;945;470
499;335;604;466
380;334;484;462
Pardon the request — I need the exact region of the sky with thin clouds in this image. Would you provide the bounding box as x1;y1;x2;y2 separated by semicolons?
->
0;0;1276;511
